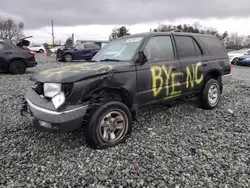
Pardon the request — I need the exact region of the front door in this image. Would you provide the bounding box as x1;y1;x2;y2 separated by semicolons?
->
74;44;85;60
136;35;183;106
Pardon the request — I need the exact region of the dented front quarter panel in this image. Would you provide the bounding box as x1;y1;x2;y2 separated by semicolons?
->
31;62;138;105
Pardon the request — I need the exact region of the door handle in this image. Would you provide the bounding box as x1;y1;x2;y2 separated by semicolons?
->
5;52;12;54
172;67;178;72
202;63;207;67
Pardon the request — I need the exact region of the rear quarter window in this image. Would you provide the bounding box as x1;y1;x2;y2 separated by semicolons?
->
198;35;227;57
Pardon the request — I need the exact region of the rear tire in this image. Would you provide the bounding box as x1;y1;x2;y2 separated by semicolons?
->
198;78;221;109
84;101;132;149
39;49;44;53
9;60;26;74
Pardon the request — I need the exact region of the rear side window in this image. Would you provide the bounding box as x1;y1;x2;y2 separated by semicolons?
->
175;36;203;58
193;40;202;56
198;35;226;56
144;36;175;62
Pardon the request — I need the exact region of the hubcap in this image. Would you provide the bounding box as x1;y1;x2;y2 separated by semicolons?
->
208;84;219;106
12;63;25;73
99;110;128;143
65;55;71;61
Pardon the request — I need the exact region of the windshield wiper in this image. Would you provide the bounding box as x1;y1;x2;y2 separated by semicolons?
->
100;58;121;62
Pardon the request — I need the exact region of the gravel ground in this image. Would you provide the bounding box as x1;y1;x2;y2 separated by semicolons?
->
0;54;250;188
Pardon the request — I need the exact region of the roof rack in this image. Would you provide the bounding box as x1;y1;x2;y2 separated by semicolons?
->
157;29;182;32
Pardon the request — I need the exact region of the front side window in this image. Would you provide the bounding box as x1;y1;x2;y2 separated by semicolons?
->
144;36;175;62
76;44;85;50
84;43;100;49
245;50;250;55
92;36;144;61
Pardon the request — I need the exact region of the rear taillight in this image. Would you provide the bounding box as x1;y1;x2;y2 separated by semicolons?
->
28;51;35;56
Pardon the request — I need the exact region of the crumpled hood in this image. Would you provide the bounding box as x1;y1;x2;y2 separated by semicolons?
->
30;62;130;83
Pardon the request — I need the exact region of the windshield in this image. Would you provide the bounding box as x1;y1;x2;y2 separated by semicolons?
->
92;35;144;62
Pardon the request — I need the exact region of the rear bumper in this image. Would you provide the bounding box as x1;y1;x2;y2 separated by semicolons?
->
25;57;37;68
21;89;88;133
221;74;232;85
26;61;37;68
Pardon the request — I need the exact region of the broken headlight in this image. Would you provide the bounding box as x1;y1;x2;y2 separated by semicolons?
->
44;83;65;109
44;83;61;98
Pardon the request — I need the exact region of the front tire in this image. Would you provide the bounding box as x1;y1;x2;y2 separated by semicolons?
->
198;78;221;109
63;54;72;62
85;101;132;149
39;49;44;53
9;60;26;74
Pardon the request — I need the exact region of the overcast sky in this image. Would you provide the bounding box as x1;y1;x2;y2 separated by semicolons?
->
1;0;250;44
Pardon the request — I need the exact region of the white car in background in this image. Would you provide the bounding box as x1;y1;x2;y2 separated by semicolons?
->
228;48;250;64
49;46;65;53
28;44;46;53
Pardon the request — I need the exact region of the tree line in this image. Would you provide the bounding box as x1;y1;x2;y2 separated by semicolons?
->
110;22;250;50
0;17;24;41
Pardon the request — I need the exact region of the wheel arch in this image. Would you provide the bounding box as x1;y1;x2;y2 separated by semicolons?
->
85;86;138;121
7;58;26;68
203;69;222;94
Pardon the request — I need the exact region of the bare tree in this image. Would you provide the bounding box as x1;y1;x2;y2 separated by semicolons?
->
0;17;24;41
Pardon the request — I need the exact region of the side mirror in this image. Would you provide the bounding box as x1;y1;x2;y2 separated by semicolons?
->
73;48;77;51
138;51;147;65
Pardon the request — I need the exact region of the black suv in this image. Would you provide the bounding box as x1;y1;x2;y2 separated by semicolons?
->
21;32;232;149
0;38;37;74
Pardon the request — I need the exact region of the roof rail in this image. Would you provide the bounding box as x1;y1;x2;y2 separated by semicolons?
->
157;29;182;32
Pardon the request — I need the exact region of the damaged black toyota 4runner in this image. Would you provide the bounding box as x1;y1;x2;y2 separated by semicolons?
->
21;31;232;149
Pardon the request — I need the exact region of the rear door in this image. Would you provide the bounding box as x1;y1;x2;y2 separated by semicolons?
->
136;34;182;106
82;43;100;60
0;42;14;70
173;35;206;94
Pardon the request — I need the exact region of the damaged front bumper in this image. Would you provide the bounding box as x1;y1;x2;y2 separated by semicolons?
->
20;88;88;133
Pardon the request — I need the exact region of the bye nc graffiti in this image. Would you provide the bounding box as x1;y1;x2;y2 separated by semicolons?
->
151;62;204;99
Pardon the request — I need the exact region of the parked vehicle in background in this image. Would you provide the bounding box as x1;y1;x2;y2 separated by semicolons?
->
21;31;231;148
76;40;109;48
236;55;250;65
57;42;101;62
228;48;250;64
49;46;65;53
0;38;37;74
29;44;46;53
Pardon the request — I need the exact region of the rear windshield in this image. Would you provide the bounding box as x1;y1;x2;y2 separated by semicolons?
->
198;35;227;57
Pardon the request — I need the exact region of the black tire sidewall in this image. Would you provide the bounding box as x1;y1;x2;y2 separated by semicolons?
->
200;78;220;109
64;54;72;62
85;101;132;149
39;49;44;53
9;61;26;74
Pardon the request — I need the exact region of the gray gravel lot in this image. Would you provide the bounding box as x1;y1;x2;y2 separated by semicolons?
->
0;54;250;187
